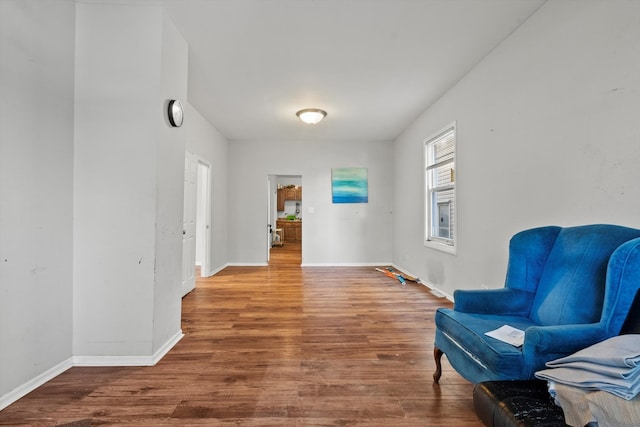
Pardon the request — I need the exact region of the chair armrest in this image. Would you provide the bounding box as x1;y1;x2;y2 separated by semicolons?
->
524;323;606;355
454;288;533;316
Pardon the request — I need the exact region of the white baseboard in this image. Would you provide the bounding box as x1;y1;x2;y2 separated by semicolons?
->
73;355;155;367
0;357;73;411
181;282;196;297
205;263;228;277
417;280;454;302
152;330;184;365
74;330;184;367
390;263;454;301
301;262;392;267
227;262;268;267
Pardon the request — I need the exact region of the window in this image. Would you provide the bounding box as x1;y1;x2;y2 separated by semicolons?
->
424;122;456;253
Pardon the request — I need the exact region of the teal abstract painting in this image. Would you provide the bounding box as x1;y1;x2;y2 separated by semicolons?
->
332;167;368;203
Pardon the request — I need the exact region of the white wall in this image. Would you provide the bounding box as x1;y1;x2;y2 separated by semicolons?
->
1;0;190;408
228;140;394;265
186;104;229;275
74;2;185;360
393;0;640;298
0;0;76;405
152;11;189;355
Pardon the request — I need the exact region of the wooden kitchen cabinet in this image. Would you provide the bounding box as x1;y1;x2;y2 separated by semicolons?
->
284;224;296;242
284;187;296;200
276;220;302;243
278;187;302;206
277;188;285;211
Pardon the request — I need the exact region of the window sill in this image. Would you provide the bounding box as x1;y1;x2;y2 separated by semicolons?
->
425;239;456;255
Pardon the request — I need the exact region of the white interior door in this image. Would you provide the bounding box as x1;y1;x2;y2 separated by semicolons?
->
267;177;272;262
182;151;197;296
195;160;211;276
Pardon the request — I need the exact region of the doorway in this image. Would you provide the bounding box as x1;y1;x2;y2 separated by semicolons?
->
268;174;302;265
182;151;212;297
195;160;211;276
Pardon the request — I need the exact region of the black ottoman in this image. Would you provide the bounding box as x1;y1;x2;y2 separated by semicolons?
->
473;380;569;427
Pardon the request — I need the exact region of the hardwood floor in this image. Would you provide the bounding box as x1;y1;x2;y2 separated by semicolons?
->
269;240;303;266
0;249;483;426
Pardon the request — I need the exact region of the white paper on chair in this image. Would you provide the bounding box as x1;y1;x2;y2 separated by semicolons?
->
485;325;525;347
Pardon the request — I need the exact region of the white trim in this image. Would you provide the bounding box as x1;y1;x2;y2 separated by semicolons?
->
152;330;184;365
205;263;229;277
417;278;455;302
181;282;196;298
389;264;420;281
227;262;268;267
424;239;457;255
210;262;397;270
389;264;454;301
73;330;184;367
182;151;198;297
196;158;212;280
0;357;73;411
73;355;156;367
300;262;392;267
424;121;457;255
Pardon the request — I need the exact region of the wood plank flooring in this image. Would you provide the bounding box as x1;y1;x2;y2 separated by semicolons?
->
0;243;482;426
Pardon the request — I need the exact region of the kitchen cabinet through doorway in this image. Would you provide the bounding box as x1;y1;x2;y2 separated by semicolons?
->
276;219;301;243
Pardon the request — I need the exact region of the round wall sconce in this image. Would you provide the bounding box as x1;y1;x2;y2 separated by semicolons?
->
296;108;327;124
168;99;184;127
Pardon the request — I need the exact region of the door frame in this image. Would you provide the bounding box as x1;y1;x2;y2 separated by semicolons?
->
196;159;212;277
267;174;303;263
182;152;213;298
267;177;273;262
182;151;197;297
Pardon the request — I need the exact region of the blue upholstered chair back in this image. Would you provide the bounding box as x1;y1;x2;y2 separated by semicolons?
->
602;237;640;335
506;225;640;329
505;226;561;295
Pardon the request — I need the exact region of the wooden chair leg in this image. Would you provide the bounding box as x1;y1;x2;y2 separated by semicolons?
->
433;346;443;383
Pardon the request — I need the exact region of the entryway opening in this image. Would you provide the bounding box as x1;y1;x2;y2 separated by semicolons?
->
182;151;212;297
268;174;302;265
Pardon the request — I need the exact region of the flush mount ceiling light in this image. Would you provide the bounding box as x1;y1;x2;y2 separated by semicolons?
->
296;108;327;125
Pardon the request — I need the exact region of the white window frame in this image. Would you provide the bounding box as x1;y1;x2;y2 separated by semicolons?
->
424;121;457;254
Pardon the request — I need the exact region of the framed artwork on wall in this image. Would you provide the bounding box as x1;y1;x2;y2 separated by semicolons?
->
331;167;368;203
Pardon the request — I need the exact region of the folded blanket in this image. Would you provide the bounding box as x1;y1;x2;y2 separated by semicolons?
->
547;360;640;379
546;335;640;368
535;335;640;400
536;366;640;400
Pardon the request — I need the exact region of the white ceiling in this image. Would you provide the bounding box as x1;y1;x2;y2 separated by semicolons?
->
165;0;545;142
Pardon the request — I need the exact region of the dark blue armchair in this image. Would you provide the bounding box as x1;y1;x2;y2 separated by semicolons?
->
433;224;640;384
